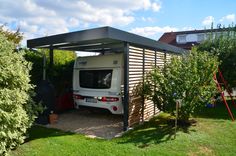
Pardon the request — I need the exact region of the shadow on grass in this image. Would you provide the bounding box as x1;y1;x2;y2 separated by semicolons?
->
25;125;74;142
117;114;193;148
193;100;236;120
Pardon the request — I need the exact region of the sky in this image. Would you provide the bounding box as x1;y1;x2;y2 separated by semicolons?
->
0;0;235;46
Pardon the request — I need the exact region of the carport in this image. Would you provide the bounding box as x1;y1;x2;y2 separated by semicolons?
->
27;26;185;131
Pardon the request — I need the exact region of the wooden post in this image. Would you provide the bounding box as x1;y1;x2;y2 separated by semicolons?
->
154;50;157;114
142;48;145;122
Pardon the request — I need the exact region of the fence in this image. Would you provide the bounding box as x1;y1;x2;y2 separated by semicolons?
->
128;46;176;126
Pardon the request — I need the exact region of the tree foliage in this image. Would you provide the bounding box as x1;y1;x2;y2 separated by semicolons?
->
0;25;23;46
0;33;42;155
143;49;219;120
197;27;236;88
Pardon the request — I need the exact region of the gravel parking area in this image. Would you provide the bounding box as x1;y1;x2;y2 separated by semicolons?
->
46;107;123;139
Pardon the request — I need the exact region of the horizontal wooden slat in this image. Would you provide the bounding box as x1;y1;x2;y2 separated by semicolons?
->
144;57;155;61
129;50;143;54
129;52;143;55
129;63;143;66
129;55;143;59
145;52;155;54
129;69;143;72
129;60;143;63
129;46;143;51
129;78;142;82
129;54;143;58
144;49;155;52
129;71;143;74
129;71;142;74
129;68;143;71
129;74;143;78
145;59;155;62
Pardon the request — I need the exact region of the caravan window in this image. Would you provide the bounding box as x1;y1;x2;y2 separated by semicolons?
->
79;70;113;89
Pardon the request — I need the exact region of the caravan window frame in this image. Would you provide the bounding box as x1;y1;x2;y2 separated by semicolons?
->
79;69;113;89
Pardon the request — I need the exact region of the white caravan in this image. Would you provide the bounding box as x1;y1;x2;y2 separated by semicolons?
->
73;53;124;114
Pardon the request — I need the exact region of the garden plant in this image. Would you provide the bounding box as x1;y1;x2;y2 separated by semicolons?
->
142;49;219;121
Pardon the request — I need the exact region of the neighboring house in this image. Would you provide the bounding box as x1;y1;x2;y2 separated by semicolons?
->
159;28;234;50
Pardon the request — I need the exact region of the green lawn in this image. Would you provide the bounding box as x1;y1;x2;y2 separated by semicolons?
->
10;101;236;156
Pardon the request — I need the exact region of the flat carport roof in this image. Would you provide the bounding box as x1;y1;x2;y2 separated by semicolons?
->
27;26;186;131
27;26;185;53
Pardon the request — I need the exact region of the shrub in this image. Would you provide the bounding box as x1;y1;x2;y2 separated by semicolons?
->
143;49;219;120
0;33;40;155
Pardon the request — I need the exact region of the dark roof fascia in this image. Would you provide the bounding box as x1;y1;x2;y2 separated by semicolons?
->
27;27;110;48
27;26;186;54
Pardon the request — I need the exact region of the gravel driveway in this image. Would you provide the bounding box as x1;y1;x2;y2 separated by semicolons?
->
46;107;123;139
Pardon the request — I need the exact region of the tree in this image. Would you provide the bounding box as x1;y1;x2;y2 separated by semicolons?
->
197;27;236;88
0;25;23;46
0;33;42;155
143;49;219;121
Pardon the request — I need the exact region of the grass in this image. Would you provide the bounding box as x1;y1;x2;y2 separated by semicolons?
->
10;101;236;156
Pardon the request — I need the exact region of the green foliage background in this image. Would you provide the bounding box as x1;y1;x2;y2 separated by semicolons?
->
24;49;76;95
143;49;219;120
197;28;236;88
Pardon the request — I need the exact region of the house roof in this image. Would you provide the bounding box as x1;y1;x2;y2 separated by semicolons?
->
27;26;186;54
159;32;197;50
158;27;234;50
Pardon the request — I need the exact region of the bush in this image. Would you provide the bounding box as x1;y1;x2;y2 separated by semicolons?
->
143;49;219;120
0;33;40;155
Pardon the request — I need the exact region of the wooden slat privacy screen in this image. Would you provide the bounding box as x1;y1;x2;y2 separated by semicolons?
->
128;46;175;126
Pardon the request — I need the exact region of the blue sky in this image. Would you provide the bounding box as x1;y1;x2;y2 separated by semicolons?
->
0;0;235;45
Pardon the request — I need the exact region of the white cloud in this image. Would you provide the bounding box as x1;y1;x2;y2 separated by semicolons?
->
202;16;214;26
0;0;162;45
67;18;80;28
141;17;155;22
220;14;235;23
142;0;152;10
130;26;178;39
152;2;161;12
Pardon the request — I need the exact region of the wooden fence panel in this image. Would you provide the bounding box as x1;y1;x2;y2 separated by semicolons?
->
128;46;177;126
